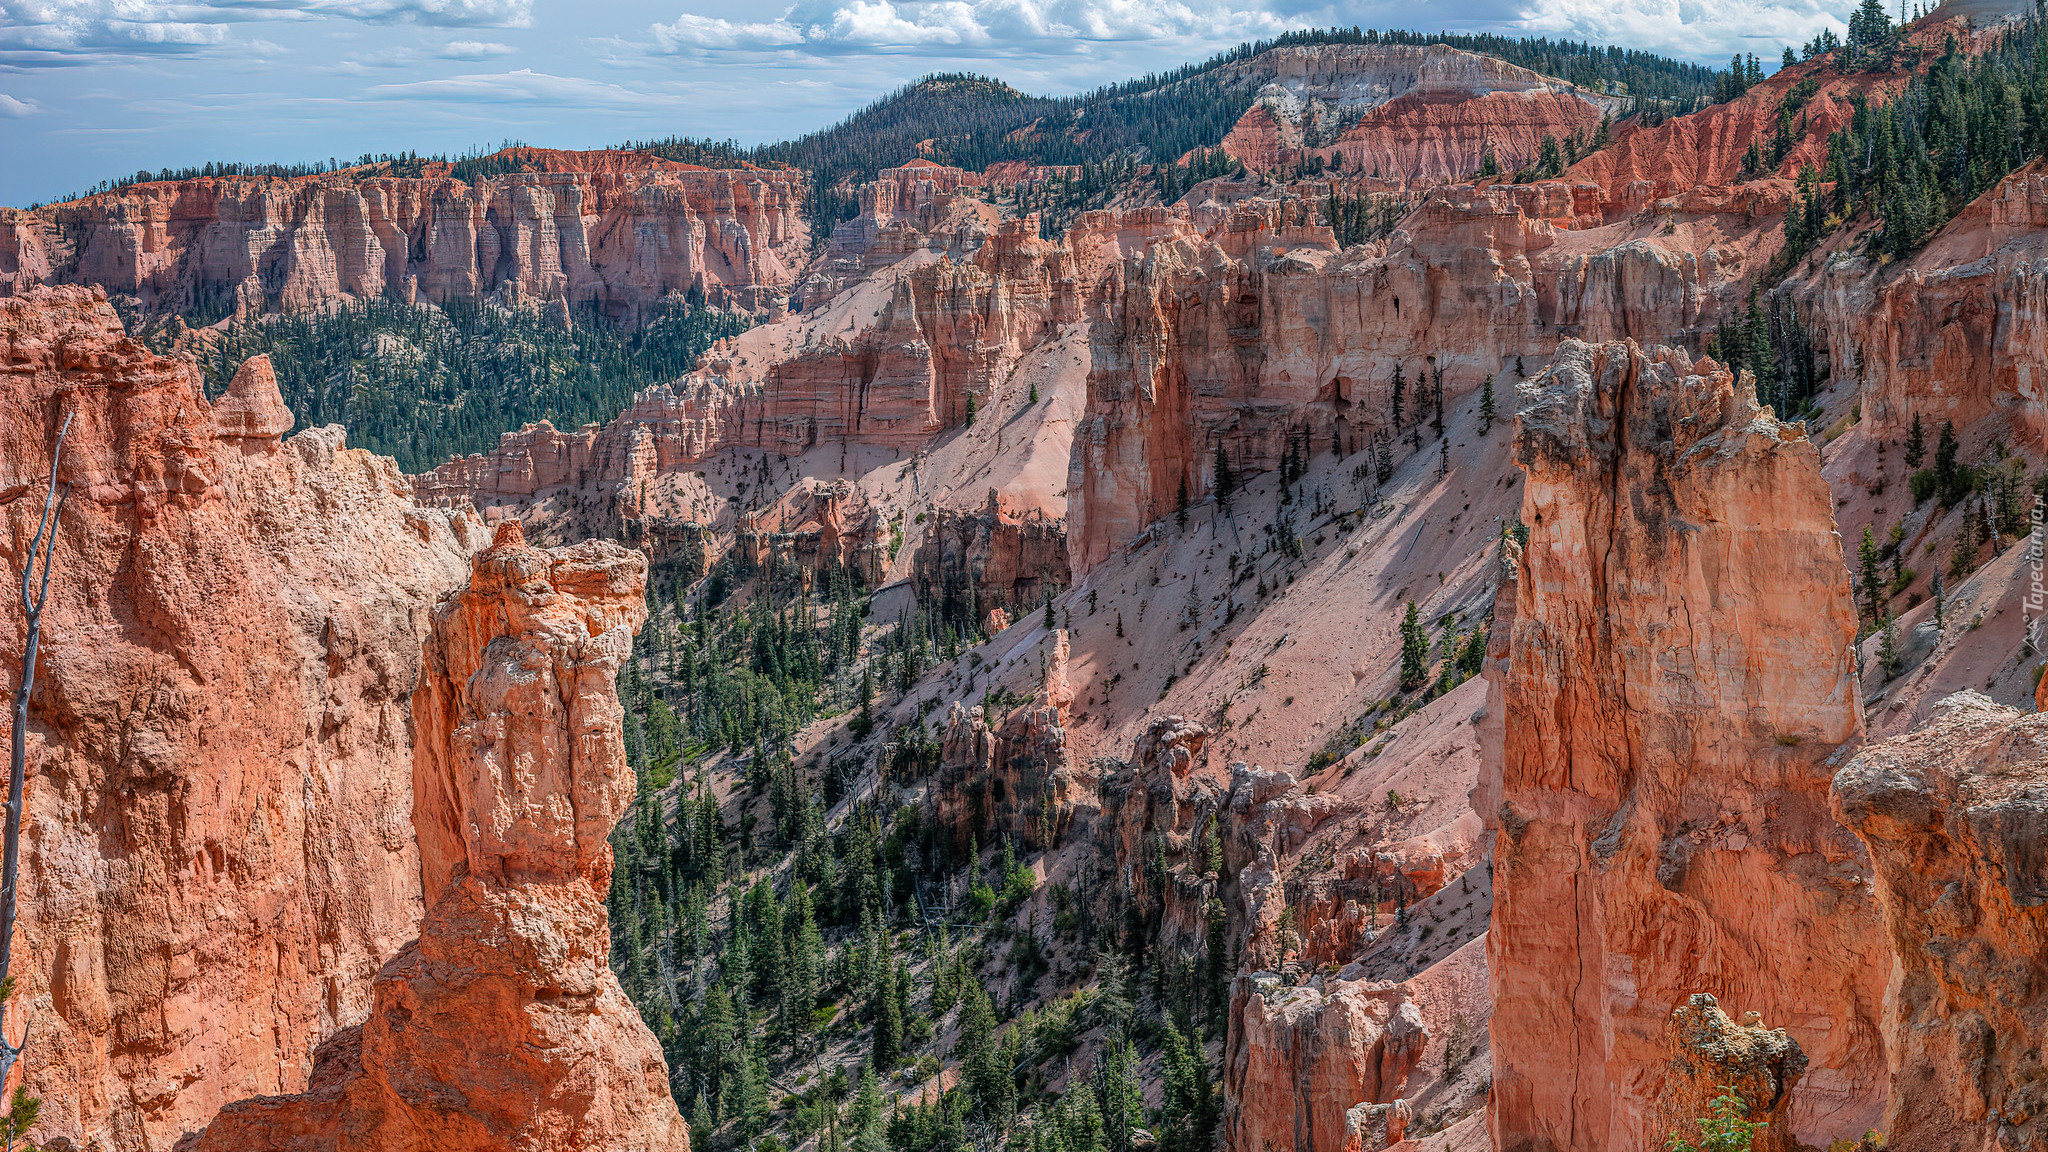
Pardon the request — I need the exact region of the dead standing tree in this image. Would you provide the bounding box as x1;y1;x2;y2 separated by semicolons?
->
2;410;71;1138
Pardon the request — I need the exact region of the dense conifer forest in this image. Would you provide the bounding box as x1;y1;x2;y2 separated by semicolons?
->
121;296;748;472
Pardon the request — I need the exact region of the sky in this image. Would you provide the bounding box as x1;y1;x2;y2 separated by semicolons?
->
0;0;1862;207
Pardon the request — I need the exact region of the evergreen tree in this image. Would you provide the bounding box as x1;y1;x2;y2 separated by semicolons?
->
1390;363;1406;427
955;983;1011;1121
1905;412;1926;467
1858;524;1885;617
1399;601;1429;690
1479;374;1496;435
1213;443;1236;518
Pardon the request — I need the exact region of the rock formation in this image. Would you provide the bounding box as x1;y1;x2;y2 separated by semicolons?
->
933;630;1082;852
798;162;998;305
0;151;808;321
1211;44;1627;181
1489;339;1888;1151
911;492;1070;619
1660;994;1809;1152
0;286;482;1152
1831;691;2048;1152
1066;184;1748;570
186;524;690;1152
1791;160;2048;443
733;478;888;585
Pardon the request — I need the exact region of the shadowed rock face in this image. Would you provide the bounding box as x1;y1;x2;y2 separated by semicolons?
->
0;286;484;1152
1832;691;2048;1152
186;525;691;1152
1488;339;1888;1151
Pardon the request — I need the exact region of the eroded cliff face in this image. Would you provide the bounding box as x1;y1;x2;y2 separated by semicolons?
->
189;523;690;1152
911;493;1071;620
0;287;482;1152
1213;43;1626;181
1832;691;2048;1152
1490;339;1888;1151
1066;185;1751;571
1791;160;2048;444
0;152;808;321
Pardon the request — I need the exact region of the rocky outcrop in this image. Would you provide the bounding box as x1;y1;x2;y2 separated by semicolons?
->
1211;43;1626;182
0;287;482;1151
933;630;1082;852
1661;994;1809;1152
1831;691;2048;1152
1489;339;1888;1151
734;479;889;585
416;207;1122;536
188;523;689;1152
911;492;1070;619
1;151;808;321
1228;971;1430;1152
798;162;997;306
1790;160;2048;443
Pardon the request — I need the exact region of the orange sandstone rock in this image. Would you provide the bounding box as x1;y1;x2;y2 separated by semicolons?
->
0;286;482;1152
1488;339;1889;1151
1831;691;2048;1152
0;156;807;320
187;526;691;1152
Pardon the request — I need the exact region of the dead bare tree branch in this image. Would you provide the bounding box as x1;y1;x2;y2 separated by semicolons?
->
2;409;72;1115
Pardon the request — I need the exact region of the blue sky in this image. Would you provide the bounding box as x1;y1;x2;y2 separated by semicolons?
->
1;0;1858;207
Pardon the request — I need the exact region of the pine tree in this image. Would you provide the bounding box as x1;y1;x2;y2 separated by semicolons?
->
1858;525;1885;617
1515;354;1527;378
1479;374;1496;434
1092;1031;1144;1152
1878;615;1903;677
1176;474;1190;531
1213;442;1236;518
1905;412;1926;467
1399;601;1429;690
1932;571;1946;627
1935;420;1961;503
956;982;1010;1120
1390;363;1406;427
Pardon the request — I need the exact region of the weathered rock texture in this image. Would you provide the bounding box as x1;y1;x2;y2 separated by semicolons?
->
911;492;1070;618
1489;339;1888;1151
0;286;481;1152
732;478;888;585
1832;691;2048;1152
933;630;1081;852
187;524;690;1152
798;162;997;305
1660;994;1809;1152
1791;159;2048;443
0;150;808;321
1212;44;1627;181
1067;186;1747;570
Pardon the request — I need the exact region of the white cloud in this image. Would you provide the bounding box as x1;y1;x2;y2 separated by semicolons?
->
651;0;1292;55
437;37;514;57
0;0;527;64
359;67;679;108
1516;0;1850;57
646;0;1855;62
0;93;43;115
319;0;531;26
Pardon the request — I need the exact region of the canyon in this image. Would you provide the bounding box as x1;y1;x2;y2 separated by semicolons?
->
4;11;2047;1152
